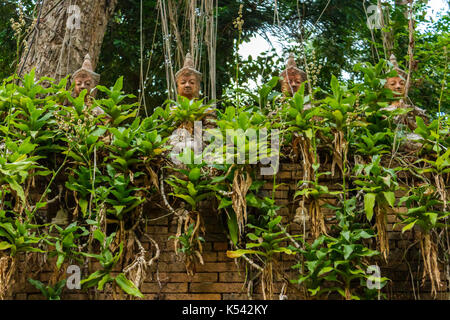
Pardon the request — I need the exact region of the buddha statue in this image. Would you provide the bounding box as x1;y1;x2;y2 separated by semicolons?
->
280;53;307;97
71;54;104;116
174;52;216;130
383;54;428;152
175;52;201;101
384;54;408;110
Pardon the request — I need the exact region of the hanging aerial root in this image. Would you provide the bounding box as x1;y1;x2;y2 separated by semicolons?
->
331;130;347;177
183;211;204;276
261;262;274;300
309;200;327;239
434;174;447;210
297;136;315;183
376;206;389;261
232;167;252;236
419;233;442;297
123;231;160;292
0;256;16;300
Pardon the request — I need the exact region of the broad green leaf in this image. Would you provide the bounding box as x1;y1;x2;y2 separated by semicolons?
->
402;221;416;233
364;193;376;221
383;191;395;208
115;273;144;298
318;266;333;276
226;249;262;258
0;241;13;251
227;211;239;246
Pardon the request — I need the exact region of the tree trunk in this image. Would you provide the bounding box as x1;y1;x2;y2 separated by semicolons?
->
19;0;117;81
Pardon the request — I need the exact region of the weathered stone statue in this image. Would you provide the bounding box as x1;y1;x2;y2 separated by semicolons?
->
174;52;216;130
280;53;307;97
383;54;428;152
384;54;407;109
175;52;201;101
72;54;104;116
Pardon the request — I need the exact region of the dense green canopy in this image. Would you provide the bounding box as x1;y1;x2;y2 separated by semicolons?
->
0;0;448;113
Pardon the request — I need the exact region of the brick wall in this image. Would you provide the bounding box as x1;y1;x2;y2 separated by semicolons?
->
11;162;449;300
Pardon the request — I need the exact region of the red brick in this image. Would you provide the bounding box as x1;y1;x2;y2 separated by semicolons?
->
158;272;218;283
141;282;188;293
217;252;229;262
278;171;292;179
145;226;168;234
196;262;240;272
219;272;246;282
213;242;229;251
292;171;304;179
275;190;289;198
222;293;249;300
190;283;244;293
163;294;221;300
202;252;218;262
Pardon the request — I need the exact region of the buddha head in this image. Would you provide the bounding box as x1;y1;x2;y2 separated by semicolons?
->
280;53;307;96
385;54;407;97
72;54;100;99
175;53;201;100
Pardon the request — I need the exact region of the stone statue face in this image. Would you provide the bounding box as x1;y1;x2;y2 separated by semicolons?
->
73;72;96;98
177;73;200;100
281;72;303;96
385;76;406;96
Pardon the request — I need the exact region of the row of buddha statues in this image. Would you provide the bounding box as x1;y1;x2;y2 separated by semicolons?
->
70;51;426;136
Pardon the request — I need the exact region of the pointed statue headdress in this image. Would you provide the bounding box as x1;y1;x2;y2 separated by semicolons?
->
280;53;307;82
389;54;407;79
72;54;100;83
175;52;202;80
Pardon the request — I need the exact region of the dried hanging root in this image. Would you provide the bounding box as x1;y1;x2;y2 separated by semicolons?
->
434;174;447;210
184;211;205;276
232;167;252;236
419;233;442;297
179;212;204;276
0;256;16;300
376;206;389;261
261;262;274;300
309;200;327;239
331;130;347;178
297;136;315;183
123;231;160;292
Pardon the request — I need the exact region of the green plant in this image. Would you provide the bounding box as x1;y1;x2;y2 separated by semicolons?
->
28;278;66;300
291;198;386;300
103;165;145;221
397;184;449;296
94;77;138;127
0;218;45;257
46;222;89;270
353;155;399;260
80;229;143;298
294;166;340;239
227;215;299;300
166;96;212;125
353;129;392;156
